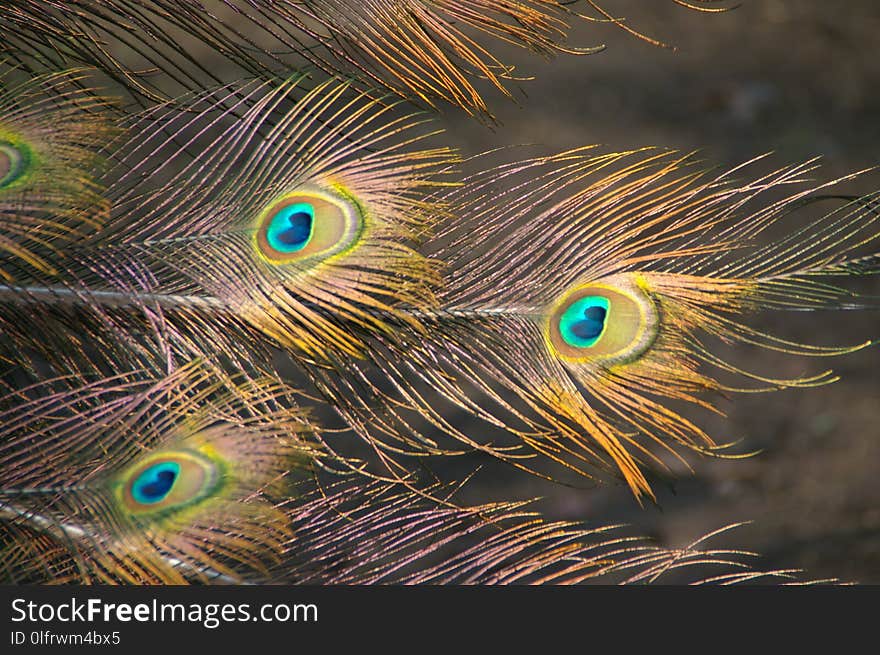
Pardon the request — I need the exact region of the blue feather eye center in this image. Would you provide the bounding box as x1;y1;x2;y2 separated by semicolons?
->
266;203;314;253
120;449;217;515
559;296;610;348
131;462;180;505
256;189;362;264
0;142;26;189
548;277;660;365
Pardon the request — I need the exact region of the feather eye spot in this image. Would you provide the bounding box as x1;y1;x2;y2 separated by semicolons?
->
131;462;180;505
547;276;659;365
255;189;362;264
0;142;27;189
266;202;315;253
120;450;219;516
560;296;610;348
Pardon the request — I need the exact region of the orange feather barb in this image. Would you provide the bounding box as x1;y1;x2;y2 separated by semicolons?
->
1;1;734;117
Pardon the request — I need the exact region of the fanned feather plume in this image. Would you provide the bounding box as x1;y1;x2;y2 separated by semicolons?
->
0;75;455;380
0;67;115;281
0;363;823;585
1;1;734;116
0;5;872;587
0;361;320;584
279;483;820;585
1;74;876;504
305;148;880;499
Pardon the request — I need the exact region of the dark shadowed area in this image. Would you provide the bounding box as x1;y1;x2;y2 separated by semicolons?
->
418;0;880;584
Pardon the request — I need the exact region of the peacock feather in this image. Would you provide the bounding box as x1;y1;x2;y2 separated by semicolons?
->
0;360;323;584
0;74;456;383
277;481;825;585
0;67;115;281
2;81;877;500
1;1;734;117
304;147;880;499
0;362;830;585
0;3;874;585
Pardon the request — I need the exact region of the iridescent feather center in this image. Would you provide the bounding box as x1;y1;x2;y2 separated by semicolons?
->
119;449;221;516
559;295;610;348
547;275;659;365
255;187;363;264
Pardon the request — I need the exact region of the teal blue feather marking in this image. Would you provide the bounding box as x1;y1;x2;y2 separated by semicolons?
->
559;296;610;348
265;202;315;253
131;462;180;505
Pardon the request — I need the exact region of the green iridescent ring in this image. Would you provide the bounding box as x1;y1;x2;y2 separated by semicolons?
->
0;142;28;189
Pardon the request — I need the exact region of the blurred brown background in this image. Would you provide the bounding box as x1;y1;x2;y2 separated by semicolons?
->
428;0;880;583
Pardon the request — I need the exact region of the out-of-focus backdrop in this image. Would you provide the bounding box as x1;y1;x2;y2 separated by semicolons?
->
425;0;880;584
